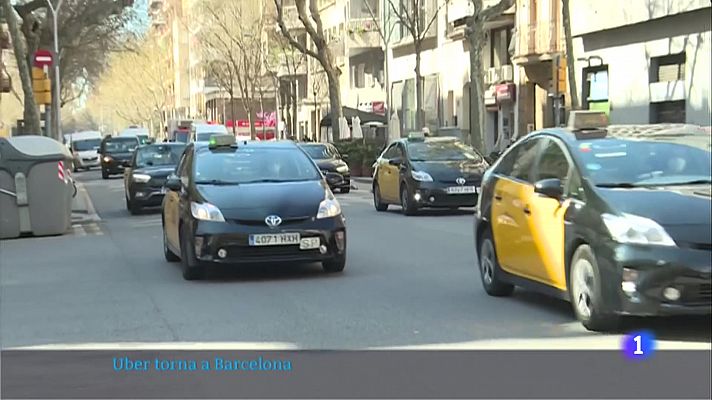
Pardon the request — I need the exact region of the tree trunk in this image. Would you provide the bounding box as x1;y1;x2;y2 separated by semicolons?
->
562;0;579;110
2;0;41;135
230;92;237;135
468;30;487;152
248;109;257;140
324;66;342;142
291;82;297;139
414;45;424;130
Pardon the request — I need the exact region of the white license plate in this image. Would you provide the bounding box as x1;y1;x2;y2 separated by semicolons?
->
249;233;300;246
446;186;479;194
299;237;321;250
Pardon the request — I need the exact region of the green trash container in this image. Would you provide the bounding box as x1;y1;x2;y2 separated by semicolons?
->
0;136;75;239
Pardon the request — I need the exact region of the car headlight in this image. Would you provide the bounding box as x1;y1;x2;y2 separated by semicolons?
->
317;190;342;219
336;165;349;173
103;156;112;163
411;170;433;182
191;201;225;222
132;173;151;183
601;213;676;247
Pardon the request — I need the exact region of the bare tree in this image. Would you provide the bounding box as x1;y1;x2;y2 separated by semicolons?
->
465;0;514;151
274;0;343;139
1;0;41;134
387;0;448;130
562;0;578;110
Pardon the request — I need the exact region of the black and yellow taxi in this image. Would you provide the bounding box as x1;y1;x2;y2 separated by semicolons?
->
372;133;489;215
474;111;712;331
161;135;347;280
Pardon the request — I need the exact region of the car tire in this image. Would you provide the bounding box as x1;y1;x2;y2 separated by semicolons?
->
126;196;140;215
569;245;619;332
478;229;515;297
373;182;388;212
322;255;346;273
102;169;109;179
163;220;180;262
400;183;418;216
340;186;351;194
180;225;204;281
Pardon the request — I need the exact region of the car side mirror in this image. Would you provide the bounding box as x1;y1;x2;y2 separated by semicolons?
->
341;154;349;160
388;157;402;166
535;178;564;200
165;175;182;191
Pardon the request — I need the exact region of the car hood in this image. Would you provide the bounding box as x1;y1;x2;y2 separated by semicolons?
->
598;185;712;245
314;158;347;171
105;152;133;161
133;165;176;178
197;180;327;220
76;150;98;157
411;160;488;181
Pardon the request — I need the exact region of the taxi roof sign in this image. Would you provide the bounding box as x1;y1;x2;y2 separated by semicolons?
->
208;134;237;148
407;131;426;141
568;111;609;139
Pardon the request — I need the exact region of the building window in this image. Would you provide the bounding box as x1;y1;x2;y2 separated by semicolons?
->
582;65;609;115
650;53;686;83
651;100;686;123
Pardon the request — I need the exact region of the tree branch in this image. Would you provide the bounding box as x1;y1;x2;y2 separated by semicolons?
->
273;0;320;59
479;0;515;23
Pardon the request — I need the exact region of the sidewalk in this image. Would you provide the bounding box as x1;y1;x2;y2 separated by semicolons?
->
71;181;101;224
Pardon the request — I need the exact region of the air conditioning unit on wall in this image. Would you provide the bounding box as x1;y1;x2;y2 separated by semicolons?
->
501;65;514;82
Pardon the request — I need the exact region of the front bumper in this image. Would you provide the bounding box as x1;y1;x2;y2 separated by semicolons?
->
595;241;712;316
190;215;347;264
322;171;351;190
102;160;131;174
410;181;479;208
129;184;166;207
75;156;100;168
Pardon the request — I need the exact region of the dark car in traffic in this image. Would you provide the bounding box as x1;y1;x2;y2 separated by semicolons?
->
124;143;186;214
372;133;489;215
299;143;351;193
161;135;347;280
473;111;712;331
100;136;140;179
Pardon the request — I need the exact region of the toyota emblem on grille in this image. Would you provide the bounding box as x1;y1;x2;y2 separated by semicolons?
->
265;215;282;228
456;177;466;186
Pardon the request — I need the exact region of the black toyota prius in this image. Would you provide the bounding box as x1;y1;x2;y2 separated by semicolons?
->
161;135;347;280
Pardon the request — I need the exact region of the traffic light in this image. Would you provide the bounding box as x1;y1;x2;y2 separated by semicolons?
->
32;67;52;105
551;55;567;94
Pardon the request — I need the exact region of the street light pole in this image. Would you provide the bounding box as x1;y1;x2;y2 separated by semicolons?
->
46;0;63;141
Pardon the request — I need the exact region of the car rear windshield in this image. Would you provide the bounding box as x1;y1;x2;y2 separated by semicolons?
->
578;134;711;186
302;144;336;160
72;139;101;152
408;141;483;162
194;147;321;184
135;145;185;168
104;138;138;154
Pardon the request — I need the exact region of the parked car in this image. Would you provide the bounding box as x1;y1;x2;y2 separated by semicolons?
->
66;131;102;171
299;143;351;193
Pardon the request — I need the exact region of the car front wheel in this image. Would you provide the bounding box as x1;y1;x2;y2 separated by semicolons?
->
322;255;346;273
478;229;514;297
180;225;204;280
569;244;618;332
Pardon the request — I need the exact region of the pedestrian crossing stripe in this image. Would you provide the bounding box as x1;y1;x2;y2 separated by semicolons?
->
71;222;103;237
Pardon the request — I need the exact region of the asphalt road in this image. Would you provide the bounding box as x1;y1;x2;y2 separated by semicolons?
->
1;170;710;350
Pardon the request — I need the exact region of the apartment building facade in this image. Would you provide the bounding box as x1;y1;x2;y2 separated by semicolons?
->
388;0;516;154
569;0;711;126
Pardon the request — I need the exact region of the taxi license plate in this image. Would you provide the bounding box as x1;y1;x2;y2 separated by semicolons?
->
446;186;478;194
299;237;321;250
249;233;300;246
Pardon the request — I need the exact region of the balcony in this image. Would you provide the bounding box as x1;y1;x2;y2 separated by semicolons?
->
347;19;381;51
484;65;514;85
282;5;303;31
512;22;563;64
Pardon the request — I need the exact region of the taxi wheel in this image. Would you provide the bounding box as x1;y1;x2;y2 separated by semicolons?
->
569;245;618;332
180;226;204;281
163;222;180;262
101;169;109;179
400;184;418;216
478;229;514;297
126;196;140;215
340;187;351;194
373;182;388;212
322;255;346;273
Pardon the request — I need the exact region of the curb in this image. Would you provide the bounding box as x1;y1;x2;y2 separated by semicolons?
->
71;182;101;223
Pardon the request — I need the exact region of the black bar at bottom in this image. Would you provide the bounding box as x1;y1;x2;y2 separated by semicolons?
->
1;350;710;399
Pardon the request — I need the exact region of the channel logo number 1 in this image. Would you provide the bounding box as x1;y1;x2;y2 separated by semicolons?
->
622;331;656;360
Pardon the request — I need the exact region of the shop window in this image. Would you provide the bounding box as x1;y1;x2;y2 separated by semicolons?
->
651;53;685;83
650;100;686;123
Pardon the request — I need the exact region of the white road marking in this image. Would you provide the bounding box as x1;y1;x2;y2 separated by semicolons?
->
8;342;300;350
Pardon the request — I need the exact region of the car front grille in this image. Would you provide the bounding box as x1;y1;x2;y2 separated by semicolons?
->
680;283;712;305
231;216;313;227
225;245;321;259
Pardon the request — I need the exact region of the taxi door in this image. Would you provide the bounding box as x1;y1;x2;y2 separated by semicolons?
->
491;139;542;276
376;143;401;202
164;151;189;249
523;138;574;290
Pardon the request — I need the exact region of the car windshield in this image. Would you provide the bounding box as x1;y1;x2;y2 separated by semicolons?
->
104;138;138;154
408;140;483;162
194;147;322;184
72;139;101;152
137;135;150;145
302;144;336;160
578;134;712;187
135;145;185;168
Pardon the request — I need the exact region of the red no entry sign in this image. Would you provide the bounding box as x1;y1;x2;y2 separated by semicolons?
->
33;50;53;68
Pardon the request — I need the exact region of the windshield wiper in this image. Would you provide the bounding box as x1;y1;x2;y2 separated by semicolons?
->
195;180;239;186
660;179;712;186
596;182;642;188
242;178;315;184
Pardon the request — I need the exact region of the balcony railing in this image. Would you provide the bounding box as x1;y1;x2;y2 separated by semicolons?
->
516;22;562;58
347;19;381;49
283;5;302;30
